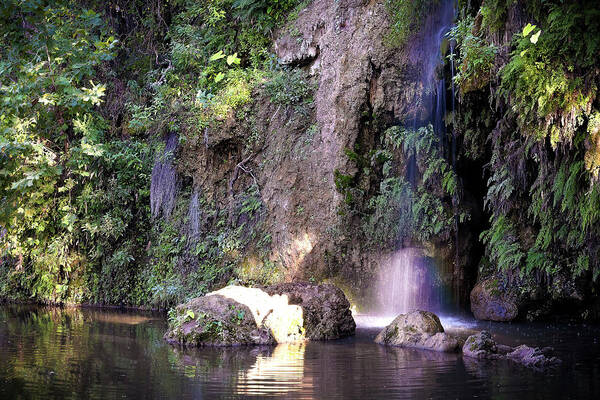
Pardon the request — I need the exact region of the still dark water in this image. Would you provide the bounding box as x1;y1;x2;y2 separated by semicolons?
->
1;306;599;399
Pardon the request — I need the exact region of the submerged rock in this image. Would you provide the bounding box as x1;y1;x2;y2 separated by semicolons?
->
470;279;519;322
164;282;355;347
374;310;461;352
463;331;561;369
506;345;562;369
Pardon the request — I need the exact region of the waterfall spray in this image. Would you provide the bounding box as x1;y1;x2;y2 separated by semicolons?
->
377;248;446;315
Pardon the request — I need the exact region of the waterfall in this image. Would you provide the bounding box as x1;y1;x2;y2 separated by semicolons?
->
377;0;457;316
150;132;179;219
377;248;445;315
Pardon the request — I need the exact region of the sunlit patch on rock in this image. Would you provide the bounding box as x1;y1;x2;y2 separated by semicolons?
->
165;282;355;346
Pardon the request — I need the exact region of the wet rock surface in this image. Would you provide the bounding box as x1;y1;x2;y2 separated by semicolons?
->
374;310;462;352
470;279;519;322
463;331;561;369
462;331;510;360
165;282;355;347
506;345;562;369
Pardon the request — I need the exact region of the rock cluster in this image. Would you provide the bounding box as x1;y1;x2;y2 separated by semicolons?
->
262;282;356;340
375;311;562;369
374;310;462;352
462;330;561;369
164;282;355;347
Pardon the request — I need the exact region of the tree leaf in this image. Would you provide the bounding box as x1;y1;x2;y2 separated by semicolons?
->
214;72;225;83
530;30;541;44
226;52;240;66
522;23;536;36
209;50;225;62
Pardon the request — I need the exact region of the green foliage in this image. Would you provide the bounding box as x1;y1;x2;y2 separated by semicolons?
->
385;0;439;47
232;0;303;32
264;69;314;110
362;125;464;248
184;309;195;321
229;305;245;324
363;176;414;246
194;69;258;130
448;16;498;95
479;0;517;33
499;2;600;144
480;215;524;275
478;114;600;283
0;0;300;307
0;0;155;304
167;307;199;330
454;0;600;286
144;184;277;308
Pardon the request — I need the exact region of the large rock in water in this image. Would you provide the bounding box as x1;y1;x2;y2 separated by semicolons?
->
470;279;519;322
374;310;461;352
164;283;355;346
506;345;562;369
462;331;511;360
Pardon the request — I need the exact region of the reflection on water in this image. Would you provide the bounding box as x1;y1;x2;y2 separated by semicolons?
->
237;342;306;396
1;305;600;399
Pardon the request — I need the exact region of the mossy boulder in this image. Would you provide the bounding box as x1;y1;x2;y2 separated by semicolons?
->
164;291;275;347
164;282;355;346
374;310;461;352
470;279;519;322
462;330;506;359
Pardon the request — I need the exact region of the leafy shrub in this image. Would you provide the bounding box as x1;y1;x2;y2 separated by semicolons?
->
499;3;600;144
264;69;314;108
362;125;465;248
448;16;498;95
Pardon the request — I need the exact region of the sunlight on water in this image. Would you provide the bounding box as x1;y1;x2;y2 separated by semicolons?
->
236;343;305;396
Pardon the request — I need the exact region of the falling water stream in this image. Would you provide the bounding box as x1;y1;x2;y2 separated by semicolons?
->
375;0;459;323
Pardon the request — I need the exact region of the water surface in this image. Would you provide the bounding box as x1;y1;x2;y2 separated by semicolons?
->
1;305;599;399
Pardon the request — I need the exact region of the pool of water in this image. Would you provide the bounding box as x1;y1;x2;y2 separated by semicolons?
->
1;305;599;399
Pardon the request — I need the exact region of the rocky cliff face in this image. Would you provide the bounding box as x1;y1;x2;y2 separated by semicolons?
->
176;0;472;308
176;2;400;286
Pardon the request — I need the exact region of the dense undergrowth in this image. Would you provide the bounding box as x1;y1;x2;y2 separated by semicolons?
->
2;0;600;317
0;0;307;307
450;0;600;307
335;125;465;251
